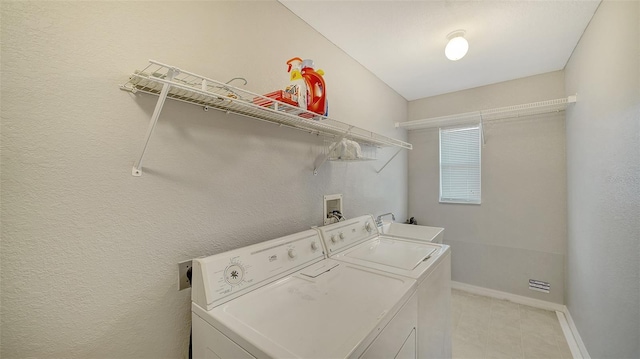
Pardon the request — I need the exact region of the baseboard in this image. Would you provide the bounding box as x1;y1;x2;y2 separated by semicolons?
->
451;281;591;359
556;311;583;359
451;281;565;312
560;308;591;359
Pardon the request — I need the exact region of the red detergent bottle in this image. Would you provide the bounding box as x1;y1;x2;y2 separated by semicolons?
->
301;59;328;116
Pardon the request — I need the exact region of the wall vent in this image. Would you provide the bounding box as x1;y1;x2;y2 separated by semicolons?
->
529;279;550;293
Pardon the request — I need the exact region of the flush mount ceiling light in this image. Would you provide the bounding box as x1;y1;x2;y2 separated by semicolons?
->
445;30;469;61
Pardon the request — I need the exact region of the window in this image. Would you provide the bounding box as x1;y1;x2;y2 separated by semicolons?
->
439;125;481;204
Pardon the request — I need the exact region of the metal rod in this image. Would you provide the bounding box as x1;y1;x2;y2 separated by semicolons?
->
480;114;486;146
398;96;575;130
376;148;402;174
132;69;175;176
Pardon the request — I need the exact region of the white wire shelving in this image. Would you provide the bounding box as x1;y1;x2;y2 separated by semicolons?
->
121;60;412;176
396;96;577;131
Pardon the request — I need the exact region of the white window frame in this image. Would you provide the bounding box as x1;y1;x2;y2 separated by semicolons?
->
439;124;482;204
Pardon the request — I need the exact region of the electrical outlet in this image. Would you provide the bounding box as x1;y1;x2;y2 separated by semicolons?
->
178;260;192;291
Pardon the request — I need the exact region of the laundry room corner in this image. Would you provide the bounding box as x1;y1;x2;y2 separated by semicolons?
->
405;71;568;305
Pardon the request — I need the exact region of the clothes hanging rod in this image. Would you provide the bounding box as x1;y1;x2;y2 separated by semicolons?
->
396;95;577;131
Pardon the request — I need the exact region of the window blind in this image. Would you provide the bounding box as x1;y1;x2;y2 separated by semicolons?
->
439;125;481;204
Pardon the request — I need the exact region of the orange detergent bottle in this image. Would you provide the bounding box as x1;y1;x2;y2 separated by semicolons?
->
301;59;328;116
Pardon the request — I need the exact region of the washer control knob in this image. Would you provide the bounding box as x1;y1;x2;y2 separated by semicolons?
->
365;221;372;232
339;232;345;240
311;241;318;251
288;249;297;259
331;234;338;243
224;264;244;285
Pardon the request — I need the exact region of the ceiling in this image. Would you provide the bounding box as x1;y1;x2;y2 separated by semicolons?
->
279;0;601;101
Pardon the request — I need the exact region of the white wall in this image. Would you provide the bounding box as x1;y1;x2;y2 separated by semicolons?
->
0;2;408;358
406;71;567;304
564;0;640;357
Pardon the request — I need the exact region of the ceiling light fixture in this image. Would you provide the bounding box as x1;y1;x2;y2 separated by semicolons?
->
445;30;469;61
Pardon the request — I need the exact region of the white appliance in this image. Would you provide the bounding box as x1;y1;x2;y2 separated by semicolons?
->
191;229;419;359
315;216;452;359
379;222;444;244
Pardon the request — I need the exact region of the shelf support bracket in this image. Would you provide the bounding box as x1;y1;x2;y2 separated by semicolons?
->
313;126;353;175
480;113;486;146
376;148;402;174
132;69;176;176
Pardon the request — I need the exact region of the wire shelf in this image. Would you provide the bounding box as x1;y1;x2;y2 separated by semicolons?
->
121;60;412;150
396;96;576;130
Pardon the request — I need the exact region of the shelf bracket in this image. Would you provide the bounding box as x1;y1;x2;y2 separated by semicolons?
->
376;148;402;174
132;69;176;176
313;126;353;175
480;113;486;146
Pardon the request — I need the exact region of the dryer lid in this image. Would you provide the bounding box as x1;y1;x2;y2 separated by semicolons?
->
344;237;439;271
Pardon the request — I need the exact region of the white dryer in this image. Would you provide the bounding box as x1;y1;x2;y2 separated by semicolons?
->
379;222;444;244
315;216;452;359
191;229;419;359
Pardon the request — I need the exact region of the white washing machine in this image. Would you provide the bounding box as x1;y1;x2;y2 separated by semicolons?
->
379;222;444;244
191;229;419;359
315;216;452;359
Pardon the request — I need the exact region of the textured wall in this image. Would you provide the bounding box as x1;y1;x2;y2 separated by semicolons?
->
406;71;568;303
564;0;640;357
0;2;408;358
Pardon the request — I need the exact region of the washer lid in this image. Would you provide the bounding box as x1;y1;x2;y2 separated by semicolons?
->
344;237;439;271
207;260;416;359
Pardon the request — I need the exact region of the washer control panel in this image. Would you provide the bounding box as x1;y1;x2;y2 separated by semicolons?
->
316;215;379;255
192;229;325;309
